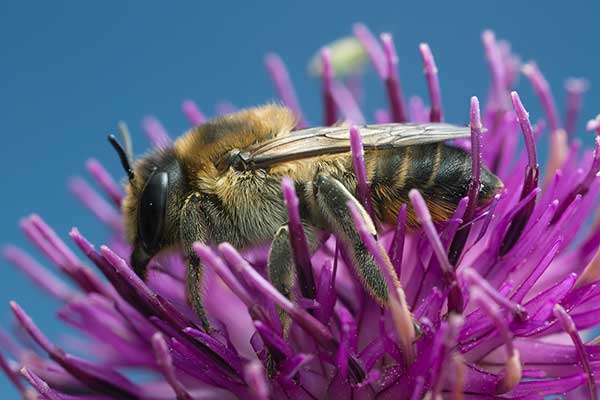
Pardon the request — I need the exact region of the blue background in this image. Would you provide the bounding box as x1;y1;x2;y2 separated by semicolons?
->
1;1;598;397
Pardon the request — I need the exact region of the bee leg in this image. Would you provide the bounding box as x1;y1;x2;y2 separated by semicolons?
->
180;192;211;332
312;174;388;304
268;223;320;332
186;255;211;332
268;225;295;333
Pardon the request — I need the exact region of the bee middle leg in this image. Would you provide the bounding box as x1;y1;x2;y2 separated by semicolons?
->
311;174;388;305
268;225;295;332
268;226;295;304
268;223;320;332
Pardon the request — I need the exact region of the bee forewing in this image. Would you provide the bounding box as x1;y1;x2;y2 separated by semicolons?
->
243;123;471;168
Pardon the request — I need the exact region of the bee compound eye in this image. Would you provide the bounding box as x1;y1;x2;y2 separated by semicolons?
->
138;170;168;252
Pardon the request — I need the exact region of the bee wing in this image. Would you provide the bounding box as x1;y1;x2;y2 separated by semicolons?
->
242;123;471;168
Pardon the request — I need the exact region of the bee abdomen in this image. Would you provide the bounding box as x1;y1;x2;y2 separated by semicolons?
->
369;143;474;226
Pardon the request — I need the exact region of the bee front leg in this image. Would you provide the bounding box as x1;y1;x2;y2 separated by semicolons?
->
180;192;211;332
312;174;388;304
186;255;211;331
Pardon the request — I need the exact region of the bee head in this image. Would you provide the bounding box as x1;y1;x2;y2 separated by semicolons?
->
109;136;186;278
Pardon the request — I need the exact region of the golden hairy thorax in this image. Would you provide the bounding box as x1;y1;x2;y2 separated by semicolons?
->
173;104;296;188
172;105;302;245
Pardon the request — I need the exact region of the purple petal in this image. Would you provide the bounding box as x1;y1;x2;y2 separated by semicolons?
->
410;189;463;312
552;136;600;224
408;96;429;123
254;320;293;361
10;302;142;398
335;305;358;381
499;92;539;255
352;23;386;79
281;177;316;299
507;374;586;397
375;108;391;123
409;376;425;400
21;217;108;296
462;268;527;321
3;245;76;301
0;351;28;396
215;100;237;116
449;96;483;265
320;47;336;126
279;353;314;388
430;316;463;398
194;243;254;307
182;99;207;126
331;81;365;125
151;332;194;400
142;116;171;149
264;53;308;128
315;261;336;324
350;125;375;221
244;359;270;400
554;305;597;398
21;367;63;400
418;43;443;122
564;78;589;137
183;327;244;376
471;289;521;394
388;204;407;278
482;30;508;112
85;158;124;206
380;33;407;122
69;177;122;231
521;62;561;133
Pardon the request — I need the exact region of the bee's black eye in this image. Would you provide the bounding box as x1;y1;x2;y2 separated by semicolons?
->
138;169;168;252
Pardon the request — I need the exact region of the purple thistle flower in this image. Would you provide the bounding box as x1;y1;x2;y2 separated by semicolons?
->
3;24;600;399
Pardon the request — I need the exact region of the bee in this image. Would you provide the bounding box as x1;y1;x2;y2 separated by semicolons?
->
109;104;503;330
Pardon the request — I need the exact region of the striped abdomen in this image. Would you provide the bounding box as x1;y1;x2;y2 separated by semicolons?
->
368;143;502;226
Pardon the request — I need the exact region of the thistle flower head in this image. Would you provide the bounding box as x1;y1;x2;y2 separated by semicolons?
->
3;24;600;399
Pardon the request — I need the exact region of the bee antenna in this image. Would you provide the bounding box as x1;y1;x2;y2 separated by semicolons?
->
118;121;134;163
108;134;135;182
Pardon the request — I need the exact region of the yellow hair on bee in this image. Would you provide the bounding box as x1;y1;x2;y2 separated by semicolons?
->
174;104;296;184
122;180;139;244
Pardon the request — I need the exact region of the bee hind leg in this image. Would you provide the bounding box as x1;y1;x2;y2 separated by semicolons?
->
312;174;389;305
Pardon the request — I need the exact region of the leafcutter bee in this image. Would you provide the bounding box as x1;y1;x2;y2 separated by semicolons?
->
109;104;503;330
